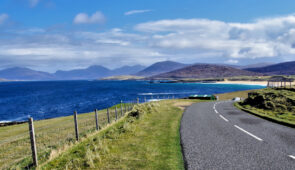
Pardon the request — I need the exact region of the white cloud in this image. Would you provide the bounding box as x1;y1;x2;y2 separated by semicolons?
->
73;11;106;24
2;14;295;72
0;14;8;24
29;0;40;7
135;15;295;61
124;9;151;16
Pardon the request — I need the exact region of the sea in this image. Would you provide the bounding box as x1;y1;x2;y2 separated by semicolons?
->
0;80;265;122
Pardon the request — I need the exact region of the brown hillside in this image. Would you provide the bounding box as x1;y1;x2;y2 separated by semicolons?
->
151;64;263;79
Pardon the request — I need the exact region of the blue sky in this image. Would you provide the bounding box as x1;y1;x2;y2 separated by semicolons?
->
1;0;295;72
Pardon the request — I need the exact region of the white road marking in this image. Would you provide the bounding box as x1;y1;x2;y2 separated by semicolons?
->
289;155;295;160
234;125;263;141
219;115;229;122
214;109;219;114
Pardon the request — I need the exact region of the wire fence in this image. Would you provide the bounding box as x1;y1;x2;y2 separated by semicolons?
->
0;95;177;169
0;101;138;169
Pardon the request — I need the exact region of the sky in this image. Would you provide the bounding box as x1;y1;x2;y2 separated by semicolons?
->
1;0;295;72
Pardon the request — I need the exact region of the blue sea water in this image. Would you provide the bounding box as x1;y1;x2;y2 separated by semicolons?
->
0;80;264;122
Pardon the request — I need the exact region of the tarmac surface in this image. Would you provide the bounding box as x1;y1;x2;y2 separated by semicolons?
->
180;101;295;170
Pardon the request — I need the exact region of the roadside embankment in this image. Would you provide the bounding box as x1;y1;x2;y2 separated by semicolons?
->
236;88;295;126
42;100;197;169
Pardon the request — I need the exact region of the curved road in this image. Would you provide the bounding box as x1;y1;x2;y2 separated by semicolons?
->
181;101;295;170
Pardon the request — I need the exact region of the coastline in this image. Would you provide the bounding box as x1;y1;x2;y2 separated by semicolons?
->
214;80;268;86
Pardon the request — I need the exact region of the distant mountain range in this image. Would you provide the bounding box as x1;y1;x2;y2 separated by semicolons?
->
245;61;295;75
151;64;263;79
238;62;275;69
136;61;188;76
0;60;294;81
0;67;55;81
0;65;145;81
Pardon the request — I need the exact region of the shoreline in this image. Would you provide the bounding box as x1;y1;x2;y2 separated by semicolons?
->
214;81;268;86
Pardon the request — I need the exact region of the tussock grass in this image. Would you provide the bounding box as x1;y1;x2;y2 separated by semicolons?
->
0;103;132;169
42;100;197;169
237;88;295;126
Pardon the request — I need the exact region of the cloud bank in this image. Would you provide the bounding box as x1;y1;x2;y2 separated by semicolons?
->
0;14;295;71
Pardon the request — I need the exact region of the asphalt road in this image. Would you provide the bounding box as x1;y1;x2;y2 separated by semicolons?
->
180;101;295;170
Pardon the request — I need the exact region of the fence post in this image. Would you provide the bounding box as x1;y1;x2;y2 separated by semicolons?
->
137;98;139;104
107;108;110;124
124;104;127;114
74;111;79;141
95;109;99;130
115;107;118;121
120;100;123;116
28;117;38;167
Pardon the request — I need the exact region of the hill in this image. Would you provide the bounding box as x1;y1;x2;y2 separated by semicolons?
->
151;64;263;79
0;67;55;81
136;61;188;76
54;65;112;80
245;61;295;75
112;65;146;76
100;75;144;80
239;62;275;69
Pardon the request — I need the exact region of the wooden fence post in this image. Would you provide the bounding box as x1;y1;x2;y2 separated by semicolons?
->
95;109;99;130
107;108;110;124
28;117;38;167
115;107;118;121
74;111;79;141
137;98;139;104
120;100;123;116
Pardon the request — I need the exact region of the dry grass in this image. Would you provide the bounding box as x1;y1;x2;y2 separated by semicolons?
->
42;100;200;169
0;103;132;169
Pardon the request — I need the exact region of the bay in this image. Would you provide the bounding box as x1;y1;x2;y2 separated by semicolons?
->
0;80;264;122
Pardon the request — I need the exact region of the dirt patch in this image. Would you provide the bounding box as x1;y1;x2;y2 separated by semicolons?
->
173;101;194;110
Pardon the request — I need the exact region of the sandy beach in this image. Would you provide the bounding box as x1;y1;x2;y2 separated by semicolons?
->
215;80;268;86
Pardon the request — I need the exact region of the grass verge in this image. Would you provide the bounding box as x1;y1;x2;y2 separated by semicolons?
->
42;99;198;169
235;102;295;127
0;103;132;169
235;88;295;127
215;89;255;101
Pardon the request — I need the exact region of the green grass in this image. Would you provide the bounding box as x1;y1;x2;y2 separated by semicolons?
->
215;89;255;101
236;88;295;126
42;100;197;169
0;103;132;169
235;102;295;126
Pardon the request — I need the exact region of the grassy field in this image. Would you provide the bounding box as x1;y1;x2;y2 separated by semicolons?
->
42;99;197;169
0;103;132;169
215;89;255;100
236;88;295;126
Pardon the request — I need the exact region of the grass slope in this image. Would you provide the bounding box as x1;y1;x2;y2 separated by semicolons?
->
236;88;295;126
0;103;131;169
42;100;196;169
215;89;256;101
